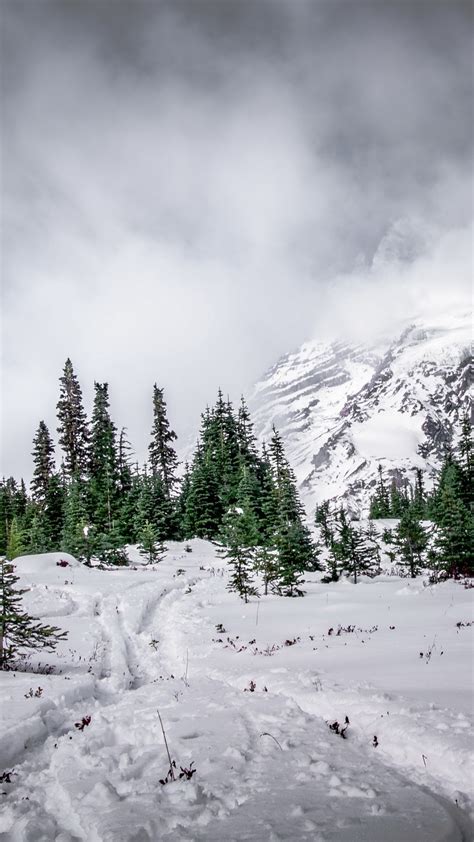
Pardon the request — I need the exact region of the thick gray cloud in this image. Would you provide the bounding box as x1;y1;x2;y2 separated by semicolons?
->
1;0;472;480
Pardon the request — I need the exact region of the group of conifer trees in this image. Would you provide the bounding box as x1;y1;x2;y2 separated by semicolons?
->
316;414;473;580
0;359;472;595
0;360;317;596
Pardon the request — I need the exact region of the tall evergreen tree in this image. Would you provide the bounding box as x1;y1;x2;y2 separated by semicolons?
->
393;508;428;578
135;467;168;540
56;359;89;477
88;382;119;532
434;475;473;576
268;426;317;594
275;521;308;596
119;463;142;544
175;463;192;540
61;477;90;561
237;396;259;467
43;474;65;548
369;465;391;518
429;457;463;523
457;412;473;512
254;443;278;533
364;519;382;568
118;428;134;497
203;392;239;509
236;461;261;524
184;448;221;539
332;509;380;583
412;468;426;519
148;385;179;498
253;446;280;593
16;480;28;520
31;421;55;504
0;479;28;556
315;500;335;549
389;479;409;518
220;505;259;603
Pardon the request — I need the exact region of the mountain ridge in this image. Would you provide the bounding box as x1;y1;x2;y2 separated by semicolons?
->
250;310;472;516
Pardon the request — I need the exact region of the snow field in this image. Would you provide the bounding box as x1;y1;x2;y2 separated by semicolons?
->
0;541;472;841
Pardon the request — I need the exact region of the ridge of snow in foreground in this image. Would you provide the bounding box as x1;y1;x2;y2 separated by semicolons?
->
0;542;472;841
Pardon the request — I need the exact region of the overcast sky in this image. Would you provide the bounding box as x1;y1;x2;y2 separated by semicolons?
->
1;0;472;480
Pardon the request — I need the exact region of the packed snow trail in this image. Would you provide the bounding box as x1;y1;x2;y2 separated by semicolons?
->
0;542;472;841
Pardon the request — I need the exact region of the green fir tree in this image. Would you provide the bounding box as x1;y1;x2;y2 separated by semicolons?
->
138;520;166;564
0;559;67;668
6;517;25;561
220;504;259;603
27;511;51;555
31;421;55;504
148;385;179;499
87;382;119;533
393;508;428;577
61;477;90;561
56;359;89;477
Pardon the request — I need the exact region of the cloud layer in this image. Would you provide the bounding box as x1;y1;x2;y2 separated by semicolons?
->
1;0;472;479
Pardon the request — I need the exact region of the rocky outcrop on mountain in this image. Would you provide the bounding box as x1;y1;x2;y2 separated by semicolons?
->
251;312;472;515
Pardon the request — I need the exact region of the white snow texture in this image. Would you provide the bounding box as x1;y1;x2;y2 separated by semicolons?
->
0;542;472;841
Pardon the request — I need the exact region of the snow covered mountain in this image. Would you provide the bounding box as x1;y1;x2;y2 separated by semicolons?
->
251;311;472;516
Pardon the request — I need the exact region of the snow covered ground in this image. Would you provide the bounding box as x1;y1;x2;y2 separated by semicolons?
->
0;542;473;841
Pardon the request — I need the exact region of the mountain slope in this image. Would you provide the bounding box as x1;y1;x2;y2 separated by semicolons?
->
250;311;471;515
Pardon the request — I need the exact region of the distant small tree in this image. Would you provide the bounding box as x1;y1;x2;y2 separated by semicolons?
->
389;479;409;518
369;465;391;518
364;520;382;567
138;520;166;564
333;510;380;584
412;468;427;518
0;558;67;668
393;508;428;578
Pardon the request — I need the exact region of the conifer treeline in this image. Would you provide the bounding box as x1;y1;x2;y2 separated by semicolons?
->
0;360;317;593
1;359;472;587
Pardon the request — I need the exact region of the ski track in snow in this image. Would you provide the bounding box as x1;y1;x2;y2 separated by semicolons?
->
0;543;472;842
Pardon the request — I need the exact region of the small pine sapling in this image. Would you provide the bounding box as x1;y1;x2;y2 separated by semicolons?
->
138;520;166;564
